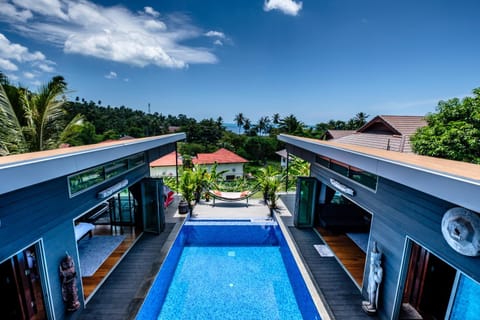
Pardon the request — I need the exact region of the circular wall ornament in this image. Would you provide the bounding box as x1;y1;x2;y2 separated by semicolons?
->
441;207;480;257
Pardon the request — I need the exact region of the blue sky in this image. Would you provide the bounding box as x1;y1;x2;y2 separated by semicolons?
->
1;0;480;125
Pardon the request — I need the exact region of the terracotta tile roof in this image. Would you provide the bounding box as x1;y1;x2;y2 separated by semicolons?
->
193;148;248;165
150;151;182;167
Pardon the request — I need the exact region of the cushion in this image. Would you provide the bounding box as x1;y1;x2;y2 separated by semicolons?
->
75;222;95;241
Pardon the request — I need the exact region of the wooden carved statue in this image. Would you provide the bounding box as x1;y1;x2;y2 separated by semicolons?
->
362;241;383;315
59;254;80;312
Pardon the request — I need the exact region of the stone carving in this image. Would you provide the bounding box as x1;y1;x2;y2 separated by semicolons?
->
441;207;480;257
362;241;382;315
59;254;80;312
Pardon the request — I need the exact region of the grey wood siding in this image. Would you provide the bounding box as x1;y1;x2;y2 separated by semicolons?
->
0;146;174;320
309;158;480;320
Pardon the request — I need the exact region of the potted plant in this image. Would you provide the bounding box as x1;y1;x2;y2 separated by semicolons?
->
178;170;196;213
256;166;282;205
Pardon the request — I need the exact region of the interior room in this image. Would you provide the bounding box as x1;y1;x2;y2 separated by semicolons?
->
316;187;373;287
74;188;141;300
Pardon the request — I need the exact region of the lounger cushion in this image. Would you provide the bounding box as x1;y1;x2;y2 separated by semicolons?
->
75;222;95;241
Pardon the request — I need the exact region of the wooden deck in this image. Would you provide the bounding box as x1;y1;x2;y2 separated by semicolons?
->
81;224;142;300
285;224;377;320
78;223;176;320
315;226;366;287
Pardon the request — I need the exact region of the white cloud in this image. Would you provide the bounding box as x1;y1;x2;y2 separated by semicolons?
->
35;61;56;72
144;6;159;18
0;58;18;71
214;40;223;46
23;71;35;79
0;33;53;77
264;0;303;16
12;0;68;20
0;2;33;22
205;30;225;39
0;0;218;69
105;71;117;79
144;19;166;31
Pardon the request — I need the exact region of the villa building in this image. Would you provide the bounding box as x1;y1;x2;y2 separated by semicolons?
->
150;151;182;177
325;115;427;153
0;133;185;320
150;148;248;180
279;133;480;319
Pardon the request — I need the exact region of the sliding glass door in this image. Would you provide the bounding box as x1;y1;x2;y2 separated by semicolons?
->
141;178;165;234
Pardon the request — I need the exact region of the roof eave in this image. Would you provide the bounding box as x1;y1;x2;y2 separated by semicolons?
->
278;134;480;213
0;133;186;195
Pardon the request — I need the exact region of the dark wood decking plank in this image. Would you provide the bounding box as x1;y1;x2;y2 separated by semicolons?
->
78;223;175;320
287;225;377;320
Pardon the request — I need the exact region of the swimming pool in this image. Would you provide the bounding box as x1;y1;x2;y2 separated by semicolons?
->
136;220;321;319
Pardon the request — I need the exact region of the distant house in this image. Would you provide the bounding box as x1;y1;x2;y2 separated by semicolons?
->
194;148;248;180
275;149;294;167
150;151;182;177
329;115;427;153
150;148;248;180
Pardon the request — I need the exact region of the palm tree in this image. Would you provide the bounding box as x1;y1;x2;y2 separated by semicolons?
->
353;112;369;129
279;114;304;134
0;76;84;155
256;116;271;136
243;118;251;132
272;113;280;125
234;113;245;134
21;76;71;151
0;82;28;155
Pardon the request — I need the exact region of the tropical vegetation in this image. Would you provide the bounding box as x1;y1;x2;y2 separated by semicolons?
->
0;75;85;155
411;88;480;164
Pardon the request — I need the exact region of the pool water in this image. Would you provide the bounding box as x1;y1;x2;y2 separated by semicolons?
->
159;246;302;319
136;221;321;320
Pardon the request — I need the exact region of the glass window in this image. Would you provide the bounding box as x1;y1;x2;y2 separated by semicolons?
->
330;159;349;177
314;155;377;191
315;155;330;168
105;159;128;179
69;166;105;195
69;152;146;197
128;153;145;168
349;166;378;190
449;275;480;319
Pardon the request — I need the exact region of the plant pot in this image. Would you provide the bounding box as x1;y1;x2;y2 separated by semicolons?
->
178;200;189;214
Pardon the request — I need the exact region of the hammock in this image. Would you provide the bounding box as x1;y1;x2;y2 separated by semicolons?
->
208;189;257;207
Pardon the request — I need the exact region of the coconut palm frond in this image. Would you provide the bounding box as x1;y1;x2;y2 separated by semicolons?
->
54;114;86;148
0;83;28;154
23;77;68;151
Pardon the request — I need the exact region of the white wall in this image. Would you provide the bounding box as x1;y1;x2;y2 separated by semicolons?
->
150;165;177;177
150;163;245;179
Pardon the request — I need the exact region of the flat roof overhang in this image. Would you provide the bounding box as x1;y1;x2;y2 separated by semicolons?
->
0;133;186;195
278;134;480;213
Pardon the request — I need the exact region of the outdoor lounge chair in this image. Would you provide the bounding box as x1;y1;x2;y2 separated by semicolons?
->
208;190;255;207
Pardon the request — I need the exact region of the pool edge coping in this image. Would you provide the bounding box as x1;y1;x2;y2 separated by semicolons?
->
274;210;334;320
